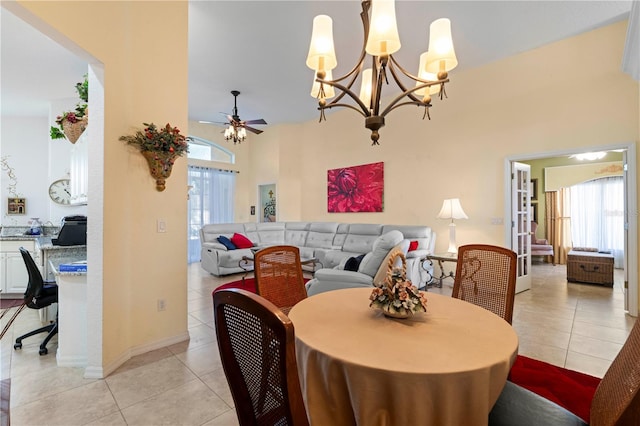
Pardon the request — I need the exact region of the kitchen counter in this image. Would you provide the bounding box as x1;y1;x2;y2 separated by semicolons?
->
36;238;86;281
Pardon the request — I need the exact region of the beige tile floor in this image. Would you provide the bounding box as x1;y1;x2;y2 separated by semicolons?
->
1;261;635;425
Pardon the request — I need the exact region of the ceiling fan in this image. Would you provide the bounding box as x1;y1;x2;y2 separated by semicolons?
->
199;90;267;144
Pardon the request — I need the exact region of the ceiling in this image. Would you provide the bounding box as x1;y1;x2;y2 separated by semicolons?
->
1;1;633;131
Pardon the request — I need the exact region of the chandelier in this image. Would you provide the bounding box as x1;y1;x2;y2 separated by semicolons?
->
306;0;458;145
224;124;247;144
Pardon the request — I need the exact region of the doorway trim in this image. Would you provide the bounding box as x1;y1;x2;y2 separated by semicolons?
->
504;142;638;317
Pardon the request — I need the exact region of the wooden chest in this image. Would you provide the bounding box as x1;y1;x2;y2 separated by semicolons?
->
567;250;614;286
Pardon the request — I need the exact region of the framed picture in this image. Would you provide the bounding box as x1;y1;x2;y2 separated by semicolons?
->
531;203;538;223
7;197;26;215
530;178;538;201
328;162;384;213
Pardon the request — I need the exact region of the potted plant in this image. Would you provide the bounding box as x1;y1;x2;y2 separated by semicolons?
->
119;122;190;191
50;75;88;143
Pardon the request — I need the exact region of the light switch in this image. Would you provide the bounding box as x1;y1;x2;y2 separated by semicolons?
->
491;217;504;225
157;219;166;233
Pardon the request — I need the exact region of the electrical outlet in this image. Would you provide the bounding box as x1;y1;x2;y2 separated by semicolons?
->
157;299;166;311
491;217;504;225
157;219;166;233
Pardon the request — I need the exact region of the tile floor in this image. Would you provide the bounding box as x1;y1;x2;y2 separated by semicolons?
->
0;261;635;425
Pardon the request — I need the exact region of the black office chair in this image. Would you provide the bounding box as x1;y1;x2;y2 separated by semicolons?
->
13;247;59;355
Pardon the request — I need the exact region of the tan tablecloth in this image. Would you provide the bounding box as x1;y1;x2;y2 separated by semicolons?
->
288;288;519;426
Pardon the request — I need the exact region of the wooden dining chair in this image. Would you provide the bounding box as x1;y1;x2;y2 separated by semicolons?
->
452;244;517;324
254;245;307;315
213;289;309;426
490;317;640;425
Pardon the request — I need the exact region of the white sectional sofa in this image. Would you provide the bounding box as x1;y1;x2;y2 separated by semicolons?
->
199;222;436;287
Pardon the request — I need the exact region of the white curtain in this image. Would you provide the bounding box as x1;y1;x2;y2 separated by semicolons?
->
188;165;235;263
570;176;624;268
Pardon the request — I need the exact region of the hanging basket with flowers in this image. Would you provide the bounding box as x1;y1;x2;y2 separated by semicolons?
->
50;75;88;144
119;122;190;191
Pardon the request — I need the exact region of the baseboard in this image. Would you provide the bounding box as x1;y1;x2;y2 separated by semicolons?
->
97;331;190;378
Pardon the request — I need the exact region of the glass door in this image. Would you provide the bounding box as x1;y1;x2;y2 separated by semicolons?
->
511;161;532;293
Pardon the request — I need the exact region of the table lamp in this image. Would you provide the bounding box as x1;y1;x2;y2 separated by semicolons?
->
437;198;468;254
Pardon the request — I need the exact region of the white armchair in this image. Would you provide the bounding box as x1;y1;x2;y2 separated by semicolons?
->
305;230;406;296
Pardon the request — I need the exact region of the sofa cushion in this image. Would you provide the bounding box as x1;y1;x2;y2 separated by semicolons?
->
217;236;237;250
200;223;245;243
285;222;310;247
256;222;285;245
306;222;339;249
231;233;254;249
358;230;404;278
342;224;384;253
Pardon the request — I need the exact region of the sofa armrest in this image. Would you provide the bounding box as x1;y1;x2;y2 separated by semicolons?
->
313;268;374;286
202;242;227;251
406;249;429;259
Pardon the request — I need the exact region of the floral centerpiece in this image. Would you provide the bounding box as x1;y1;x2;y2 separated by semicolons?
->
370;250;428;318
119;122;190;191
50;75;88;143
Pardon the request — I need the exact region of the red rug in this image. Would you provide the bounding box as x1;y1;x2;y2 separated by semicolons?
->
214;278;258;294
508;355;601;423
0;298;23;310
213;277;310;295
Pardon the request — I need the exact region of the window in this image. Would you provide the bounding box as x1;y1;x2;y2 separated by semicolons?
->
188;136;234;163
570;176;624;267
188;166;236;263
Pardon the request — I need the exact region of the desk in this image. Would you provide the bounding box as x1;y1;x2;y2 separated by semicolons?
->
288;288;518;426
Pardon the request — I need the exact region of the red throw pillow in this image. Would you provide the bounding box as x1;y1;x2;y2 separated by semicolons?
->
231;233;254;249
408;240;419;251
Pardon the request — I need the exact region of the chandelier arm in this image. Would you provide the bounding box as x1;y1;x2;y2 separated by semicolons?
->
318;79;371;116
318;0;371;106
319;102;367;118
384;100;432;117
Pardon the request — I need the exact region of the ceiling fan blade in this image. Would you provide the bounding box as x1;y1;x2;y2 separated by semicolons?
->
245;118;267;125
245;126;264;135
199;120;227;125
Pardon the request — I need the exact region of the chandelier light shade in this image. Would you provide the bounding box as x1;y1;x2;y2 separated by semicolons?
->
306;15;338;71
307;0;457;145
437;198;468;254
425;18;458;75
312;69;335;99
365;0;401;56
415;52;442;96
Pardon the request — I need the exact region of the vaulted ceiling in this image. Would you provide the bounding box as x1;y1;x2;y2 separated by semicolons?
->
1;1;633;131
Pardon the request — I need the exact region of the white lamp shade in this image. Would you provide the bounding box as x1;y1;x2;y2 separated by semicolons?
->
415;52;442;96
311;69;335;98
425;18;458;73
437;198;468;220
359;68;373;108
365;0;401;56
306;15;338;71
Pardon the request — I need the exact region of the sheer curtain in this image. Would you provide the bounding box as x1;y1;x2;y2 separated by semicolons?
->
570;176;624;267
188;165;235;263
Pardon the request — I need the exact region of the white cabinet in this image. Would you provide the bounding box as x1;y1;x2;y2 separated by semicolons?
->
0;240;35;295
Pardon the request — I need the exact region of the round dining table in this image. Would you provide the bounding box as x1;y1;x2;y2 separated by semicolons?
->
288;287;519;426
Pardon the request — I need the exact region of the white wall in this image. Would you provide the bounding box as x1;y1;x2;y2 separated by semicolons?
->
0;115;86;226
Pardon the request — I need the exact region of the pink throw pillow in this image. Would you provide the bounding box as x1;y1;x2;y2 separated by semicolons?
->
231;233;254;249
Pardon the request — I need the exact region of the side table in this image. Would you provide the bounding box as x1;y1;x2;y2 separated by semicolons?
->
422;252;458;288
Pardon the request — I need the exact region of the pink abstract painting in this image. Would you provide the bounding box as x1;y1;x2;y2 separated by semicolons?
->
327;162;384;213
